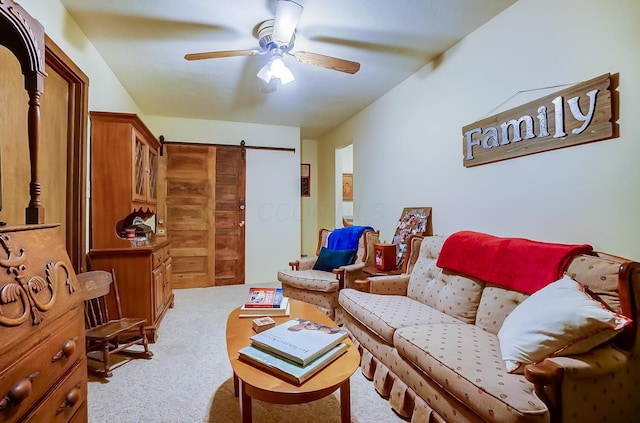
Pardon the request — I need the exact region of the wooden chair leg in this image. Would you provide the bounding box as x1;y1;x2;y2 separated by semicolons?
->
140;325;152;358
102;342;113;378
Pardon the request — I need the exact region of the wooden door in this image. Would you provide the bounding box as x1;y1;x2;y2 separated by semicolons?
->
165;145;245;287
165;145;216;288
214;147;246;286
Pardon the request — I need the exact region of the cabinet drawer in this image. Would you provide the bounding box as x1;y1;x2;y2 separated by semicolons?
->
152;248;164;268
163;244;171;261
0;308;85;421
22;360;87;423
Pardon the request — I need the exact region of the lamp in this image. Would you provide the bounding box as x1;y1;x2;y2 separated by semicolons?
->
272;0;303;45
257;51;295;85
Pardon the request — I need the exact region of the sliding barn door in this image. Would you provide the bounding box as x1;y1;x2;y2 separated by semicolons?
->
214;147;246;286
165;144;245;288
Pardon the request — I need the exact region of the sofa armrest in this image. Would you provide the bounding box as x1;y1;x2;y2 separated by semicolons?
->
289;257;317;271
524;346;629;422
367;274;410;295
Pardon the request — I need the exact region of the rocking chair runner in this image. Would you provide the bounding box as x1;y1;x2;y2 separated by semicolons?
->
78;269;153;378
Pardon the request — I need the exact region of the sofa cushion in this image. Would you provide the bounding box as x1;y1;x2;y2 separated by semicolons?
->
498;275;632;373
276;269;339;293
394;324;548;422
566;254;624;313
406;237;443;293
406;237;484;324
475;285;529;335
338;289;463;344
312;247;356;272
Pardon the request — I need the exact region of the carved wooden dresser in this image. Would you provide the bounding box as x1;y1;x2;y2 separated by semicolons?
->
0;225;87;422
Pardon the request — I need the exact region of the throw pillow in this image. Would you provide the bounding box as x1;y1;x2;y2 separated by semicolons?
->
312;247;357;272
497;274;631;373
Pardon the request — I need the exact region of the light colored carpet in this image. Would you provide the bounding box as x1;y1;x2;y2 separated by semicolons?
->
87;283;407;423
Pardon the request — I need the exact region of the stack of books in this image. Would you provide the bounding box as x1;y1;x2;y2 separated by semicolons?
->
238;318;349;385
239;287;290;317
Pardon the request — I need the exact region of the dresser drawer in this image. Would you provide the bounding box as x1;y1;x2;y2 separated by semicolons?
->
22;360;87;423
163;244;171;261
152;247;164;268
0;307;85;421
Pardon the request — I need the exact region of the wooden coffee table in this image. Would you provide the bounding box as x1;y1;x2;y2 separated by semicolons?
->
226;299;360;423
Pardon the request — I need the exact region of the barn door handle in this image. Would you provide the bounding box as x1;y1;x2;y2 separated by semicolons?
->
239;199;245;210
239;221;245;227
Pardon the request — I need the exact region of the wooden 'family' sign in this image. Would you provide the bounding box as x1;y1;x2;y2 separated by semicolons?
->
462;73;615;167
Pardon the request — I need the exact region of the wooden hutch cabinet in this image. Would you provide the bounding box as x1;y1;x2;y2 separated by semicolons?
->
89;111;160;247
1;3;87;421
89;111;173;342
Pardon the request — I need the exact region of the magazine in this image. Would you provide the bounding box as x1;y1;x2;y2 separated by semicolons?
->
244;287;284;308
238;343;348;385
238;298;290;318
249;318;348;366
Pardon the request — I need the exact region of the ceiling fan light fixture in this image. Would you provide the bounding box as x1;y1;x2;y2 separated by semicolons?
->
272;0;303;45
257;53;295;86
271;57;295;85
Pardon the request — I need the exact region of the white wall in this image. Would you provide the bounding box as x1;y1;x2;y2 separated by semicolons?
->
145;116;300;284
21;0;301;283
21;0;141;115
318;0;640;261
301;139;319;257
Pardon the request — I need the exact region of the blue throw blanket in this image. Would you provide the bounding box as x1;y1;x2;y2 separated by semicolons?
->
327;225;374;251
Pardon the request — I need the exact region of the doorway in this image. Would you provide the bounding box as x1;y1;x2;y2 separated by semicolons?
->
335;144;353;228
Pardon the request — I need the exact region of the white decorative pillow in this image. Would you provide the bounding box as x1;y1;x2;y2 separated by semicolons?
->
497;274;632;373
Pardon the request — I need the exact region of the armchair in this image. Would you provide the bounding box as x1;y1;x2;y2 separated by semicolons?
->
278;227;379;320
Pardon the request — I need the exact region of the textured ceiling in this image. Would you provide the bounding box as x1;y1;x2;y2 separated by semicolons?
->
59;0;517;138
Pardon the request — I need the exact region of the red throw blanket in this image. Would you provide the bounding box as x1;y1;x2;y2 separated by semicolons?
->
436;231;593;294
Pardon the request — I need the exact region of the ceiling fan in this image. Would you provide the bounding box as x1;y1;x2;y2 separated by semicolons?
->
184;0;360;92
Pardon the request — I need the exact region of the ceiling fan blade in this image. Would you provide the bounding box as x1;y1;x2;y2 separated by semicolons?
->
184;49;258;61
293;51;361;74
272;0;303;45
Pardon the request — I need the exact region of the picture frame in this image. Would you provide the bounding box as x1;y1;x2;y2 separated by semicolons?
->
342;173;353;201
392;207;433;268
301;163;310;197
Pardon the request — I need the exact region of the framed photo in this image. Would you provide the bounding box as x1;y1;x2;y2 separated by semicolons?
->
301;163;310;197
342;173;353;201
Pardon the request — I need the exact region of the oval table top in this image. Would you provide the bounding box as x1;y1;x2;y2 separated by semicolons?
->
226;299;360;400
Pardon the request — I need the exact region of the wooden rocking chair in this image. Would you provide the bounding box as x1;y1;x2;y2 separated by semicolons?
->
78;269;153;378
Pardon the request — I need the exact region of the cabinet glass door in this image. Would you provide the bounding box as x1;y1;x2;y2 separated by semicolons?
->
133;135;147;202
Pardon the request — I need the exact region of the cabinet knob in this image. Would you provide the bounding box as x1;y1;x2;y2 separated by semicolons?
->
0;372;39;410
56;384;81;415
51;337;77;362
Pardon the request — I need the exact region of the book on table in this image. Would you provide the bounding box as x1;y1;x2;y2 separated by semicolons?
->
244;287;284;308
249;318;348;366
238;342;348;385
239;297;290;318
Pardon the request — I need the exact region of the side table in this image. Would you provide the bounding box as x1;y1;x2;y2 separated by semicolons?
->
362;265;403;277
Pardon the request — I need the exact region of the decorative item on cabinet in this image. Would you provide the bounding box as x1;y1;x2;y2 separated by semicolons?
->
0;224;87;422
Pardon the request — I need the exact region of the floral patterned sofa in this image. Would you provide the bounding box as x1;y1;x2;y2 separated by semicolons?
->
338;231;640;423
